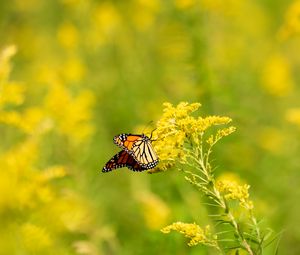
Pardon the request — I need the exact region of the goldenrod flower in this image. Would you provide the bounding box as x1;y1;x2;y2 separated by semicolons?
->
0;45;99;254
216;175;254;210
156;102;266;254
152;102;234;172
161;222;218;247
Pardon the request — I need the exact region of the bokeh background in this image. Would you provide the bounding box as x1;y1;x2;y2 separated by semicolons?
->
1;0;300;254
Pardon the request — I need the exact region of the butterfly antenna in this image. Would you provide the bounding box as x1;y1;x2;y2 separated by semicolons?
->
150;128;157;141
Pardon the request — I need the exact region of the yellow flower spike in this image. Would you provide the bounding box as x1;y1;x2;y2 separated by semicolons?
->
154;102;233;172
161;222;218;247
206;135;214;146
216;177;254;211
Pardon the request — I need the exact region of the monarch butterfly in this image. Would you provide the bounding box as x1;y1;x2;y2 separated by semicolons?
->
113;133;159;169
102;133;159;172
102;150;149;172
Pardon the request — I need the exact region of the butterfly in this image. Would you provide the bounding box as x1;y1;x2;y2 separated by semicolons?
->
102;133;159;172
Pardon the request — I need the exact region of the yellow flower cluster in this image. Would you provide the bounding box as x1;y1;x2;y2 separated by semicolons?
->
161;222;218;247
152;102;234;172
216;176;254;210
206;126;236;146
0;46;94;143
44;83;95;143
153;102;201;168
0;45;98;254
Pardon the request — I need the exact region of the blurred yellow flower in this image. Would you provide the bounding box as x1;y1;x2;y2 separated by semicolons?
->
57;22;79;49
0;37;100;253
41;191;94;233
138;192;170;230
62;56;86;82
38;165;67;182
73;240;98;255
0;107;52;135
199;0;243;16
286;108;300;126
21;223;53;252
0;111;21;127
44;83;95;143
175;0;197;9
161;222;218;247
257;127;284;153
131;0;160;30
93;3;121;35
261;54;294;97
0;82;25;107
278;0;300;40
0;45;17;81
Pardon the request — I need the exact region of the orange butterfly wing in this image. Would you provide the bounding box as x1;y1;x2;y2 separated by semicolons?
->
113;134;142;152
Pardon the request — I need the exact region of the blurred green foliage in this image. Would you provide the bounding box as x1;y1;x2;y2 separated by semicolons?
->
1;0;300;254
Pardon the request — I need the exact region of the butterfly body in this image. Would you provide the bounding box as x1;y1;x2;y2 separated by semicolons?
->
102;133;158;173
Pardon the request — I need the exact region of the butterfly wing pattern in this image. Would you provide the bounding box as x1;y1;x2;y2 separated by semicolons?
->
102;150;148;172
102;133;159;173
114;134;159;169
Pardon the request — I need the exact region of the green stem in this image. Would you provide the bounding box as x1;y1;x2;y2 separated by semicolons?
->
185;131;257;255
